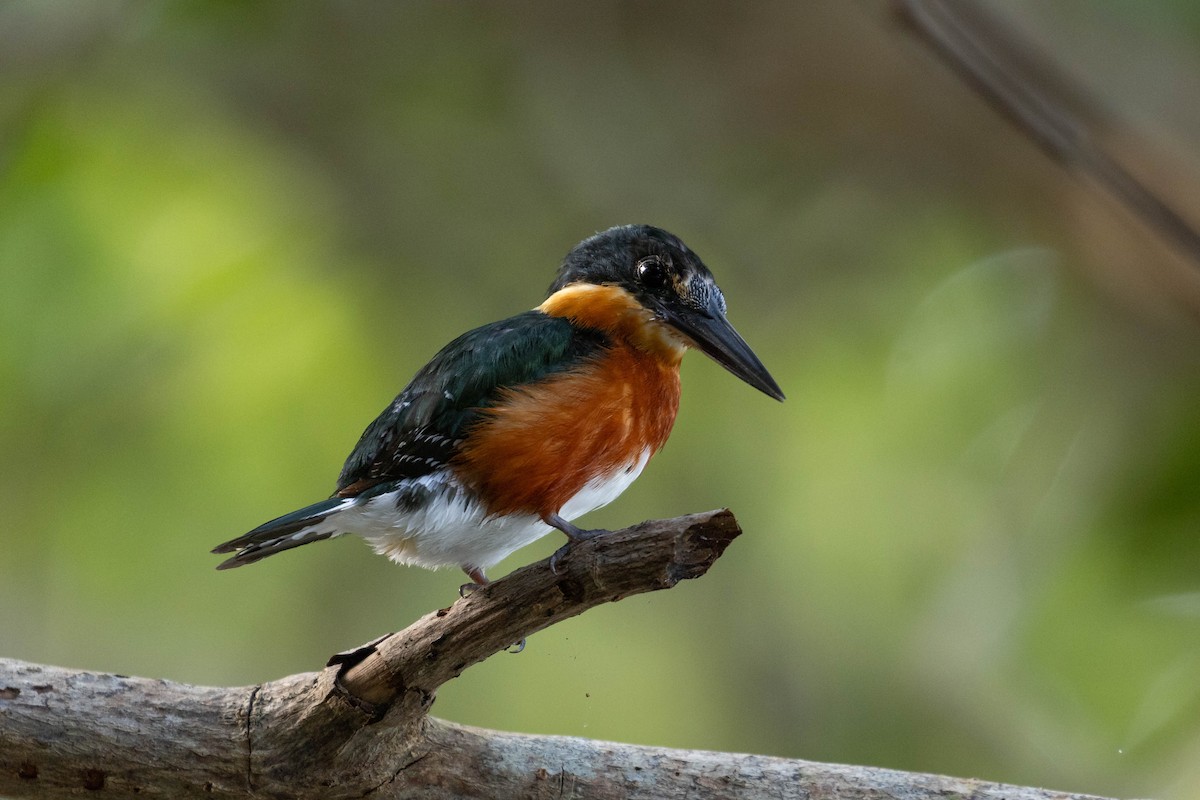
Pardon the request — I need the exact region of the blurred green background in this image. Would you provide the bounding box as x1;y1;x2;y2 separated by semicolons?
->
3;2;1200;798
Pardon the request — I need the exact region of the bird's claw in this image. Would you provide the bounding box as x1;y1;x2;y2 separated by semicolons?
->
507;638;526;654
549;543;571;575
459;565;489;597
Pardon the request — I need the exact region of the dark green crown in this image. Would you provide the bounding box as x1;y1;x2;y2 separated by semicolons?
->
548;224;725;320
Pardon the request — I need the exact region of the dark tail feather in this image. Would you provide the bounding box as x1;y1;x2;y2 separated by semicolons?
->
212;497;352;570
214;530;338;570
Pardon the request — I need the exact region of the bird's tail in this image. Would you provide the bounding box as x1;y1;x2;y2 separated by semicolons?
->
212;496;355;570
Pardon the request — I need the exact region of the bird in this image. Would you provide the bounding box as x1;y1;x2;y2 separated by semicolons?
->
212;224;784;586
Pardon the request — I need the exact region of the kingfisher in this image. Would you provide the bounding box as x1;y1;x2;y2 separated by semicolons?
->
212;225;783;586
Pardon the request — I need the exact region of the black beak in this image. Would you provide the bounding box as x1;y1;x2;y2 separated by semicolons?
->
664;301;785;401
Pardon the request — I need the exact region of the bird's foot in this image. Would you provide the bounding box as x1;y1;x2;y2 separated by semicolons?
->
543;513;609;574
459;565;489;598
507;638;527;654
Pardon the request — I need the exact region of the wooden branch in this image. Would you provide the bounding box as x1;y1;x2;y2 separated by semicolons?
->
0;511;722;797
0;509;1115;799
332;509;740;710
405;719;1114;800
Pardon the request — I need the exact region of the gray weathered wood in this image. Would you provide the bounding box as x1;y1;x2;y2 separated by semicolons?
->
0;510;1114;799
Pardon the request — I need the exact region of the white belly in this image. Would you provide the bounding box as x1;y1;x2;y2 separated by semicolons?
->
341;449;652;571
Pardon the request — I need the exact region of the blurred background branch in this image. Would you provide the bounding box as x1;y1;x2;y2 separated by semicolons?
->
891;0;1200;318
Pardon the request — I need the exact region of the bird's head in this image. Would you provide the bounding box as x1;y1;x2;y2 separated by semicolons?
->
545;225;784;401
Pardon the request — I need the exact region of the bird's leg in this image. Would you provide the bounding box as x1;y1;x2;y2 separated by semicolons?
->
544;512;606;542
543;512;609;574
459;565;489;598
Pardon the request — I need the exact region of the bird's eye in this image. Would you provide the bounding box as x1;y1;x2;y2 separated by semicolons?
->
636;257;668;289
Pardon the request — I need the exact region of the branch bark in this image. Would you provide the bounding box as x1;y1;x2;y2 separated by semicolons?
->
0;510;1113;800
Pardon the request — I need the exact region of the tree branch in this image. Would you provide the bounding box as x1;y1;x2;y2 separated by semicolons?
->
888;0;1200;272
885;0;1200;328
0;509;1114;799
332;509;739;711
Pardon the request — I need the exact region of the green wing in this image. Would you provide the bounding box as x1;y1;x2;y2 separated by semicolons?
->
335;310;608;494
